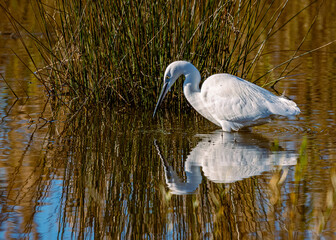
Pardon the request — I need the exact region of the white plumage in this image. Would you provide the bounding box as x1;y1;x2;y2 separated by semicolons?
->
155;131;297;195
153;61;300;131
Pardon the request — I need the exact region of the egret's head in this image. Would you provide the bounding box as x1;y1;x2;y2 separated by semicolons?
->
153;61;188;117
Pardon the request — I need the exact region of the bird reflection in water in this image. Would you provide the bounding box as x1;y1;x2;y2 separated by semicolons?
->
154;131;297;195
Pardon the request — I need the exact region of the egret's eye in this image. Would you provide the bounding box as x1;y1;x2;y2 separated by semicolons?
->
166;75;170;80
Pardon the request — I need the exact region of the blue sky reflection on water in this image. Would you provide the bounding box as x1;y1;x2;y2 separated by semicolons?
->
0;0;336;239
34;179;92;240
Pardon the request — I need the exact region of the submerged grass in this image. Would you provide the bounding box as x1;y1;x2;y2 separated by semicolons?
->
1;0;321;111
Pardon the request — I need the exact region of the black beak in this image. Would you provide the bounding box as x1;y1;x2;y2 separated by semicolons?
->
153;82;169;118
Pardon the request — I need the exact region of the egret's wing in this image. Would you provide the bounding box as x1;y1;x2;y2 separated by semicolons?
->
201;74;281;123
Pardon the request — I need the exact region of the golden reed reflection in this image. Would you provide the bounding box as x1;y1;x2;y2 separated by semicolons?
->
0;0;336;238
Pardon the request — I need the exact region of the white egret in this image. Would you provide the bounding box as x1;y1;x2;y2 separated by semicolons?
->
153;61;300;131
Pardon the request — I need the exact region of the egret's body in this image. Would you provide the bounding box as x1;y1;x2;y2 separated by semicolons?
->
153;61;300;131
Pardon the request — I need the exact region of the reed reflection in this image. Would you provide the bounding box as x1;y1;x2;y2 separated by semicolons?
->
155;130;297;195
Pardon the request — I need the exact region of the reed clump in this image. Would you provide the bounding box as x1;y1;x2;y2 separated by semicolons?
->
16;0;315;110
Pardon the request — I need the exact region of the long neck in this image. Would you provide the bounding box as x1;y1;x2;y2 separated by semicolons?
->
182;64;201;105
182;64;221;126
163;164;202;195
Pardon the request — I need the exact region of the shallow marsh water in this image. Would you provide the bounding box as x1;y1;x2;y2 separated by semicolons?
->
1;1;336;239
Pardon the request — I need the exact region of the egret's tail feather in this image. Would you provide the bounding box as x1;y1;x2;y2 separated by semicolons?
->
270;97;300;117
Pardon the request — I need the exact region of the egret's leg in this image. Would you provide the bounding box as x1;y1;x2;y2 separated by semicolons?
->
219;121;234;132
219;120;244;132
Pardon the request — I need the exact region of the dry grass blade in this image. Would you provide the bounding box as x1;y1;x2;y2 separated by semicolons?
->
0;72;18;99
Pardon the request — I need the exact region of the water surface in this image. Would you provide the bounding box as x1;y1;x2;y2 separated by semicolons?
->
1;1;336;239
